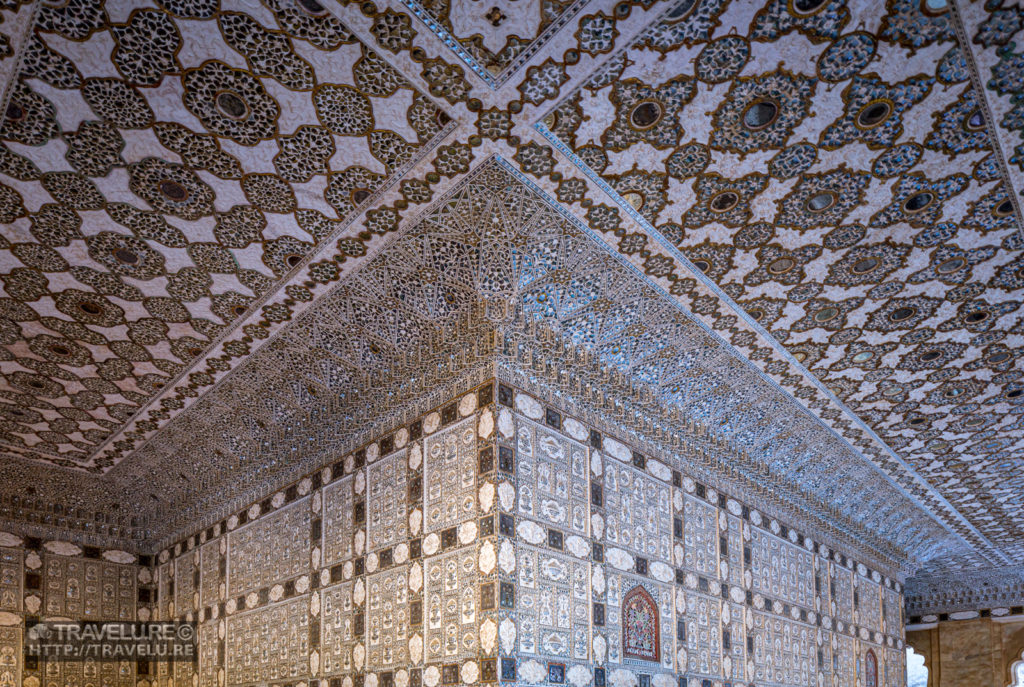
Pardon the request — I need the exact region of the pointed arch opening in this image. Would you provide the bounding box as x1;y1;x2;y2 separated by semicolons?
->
864;648;878;687
621;585;660;663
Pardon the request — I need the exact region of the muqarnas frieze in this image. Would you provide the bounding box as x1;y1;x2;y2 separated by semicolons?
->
155;381;910;687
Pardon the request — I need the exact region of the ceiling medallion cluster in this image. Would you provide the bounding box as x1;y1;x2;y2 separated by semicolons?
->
0;0;453;479
538;0;1024;580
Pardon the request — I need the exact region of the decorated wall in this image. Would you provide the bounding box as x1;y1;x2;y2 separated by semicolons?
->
907;616;1024;687
150;379;908;687
0;533;152;687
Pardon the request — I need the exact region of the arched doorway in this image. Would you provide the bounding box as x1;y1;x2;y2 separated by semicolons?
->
1010;653;1024;687
907;646;928;687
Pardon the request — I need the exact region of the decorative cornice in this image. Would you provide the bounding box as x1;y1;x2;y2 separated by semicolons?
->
906;564;1024;616
949;0;1024;242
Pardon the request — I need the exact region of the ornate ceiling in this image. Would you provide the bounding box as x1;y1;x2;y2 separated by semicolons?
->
0;0;1021;605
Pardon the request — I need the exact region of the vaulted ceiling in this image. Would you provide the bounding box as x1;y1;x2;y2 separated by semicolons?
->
0;0;1020;604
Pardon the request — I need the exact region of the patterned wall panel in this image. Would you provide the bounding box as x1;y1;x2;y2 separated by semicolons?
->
885;646;906;687
228;498;311;597
42;653;134;687
602;459;673;564
816;554;830;613
199;539;222;609
514;543;589;665
172;654;193;687
722;600;745;683
367;451;409;553
832;565;855;622
0;548;21;612
322;475;356;568
514;418;589;538
682;494;719;579
859;578;883;634
157;561;173;621
424;545;478;665
835;633;856;686
722;513;744;588
198;621;221;687
42;555;135;620
0;626;20;687
883;587;902;636
818;628;833;687
751;612;815;687
321;582;361;677
0;541;146;687
174;551;196;617
750;528;816;608
679;590;722;678
366;565;410;671
145;381;910;687
226;596;309;687
38;554;137;687
424;416;478;534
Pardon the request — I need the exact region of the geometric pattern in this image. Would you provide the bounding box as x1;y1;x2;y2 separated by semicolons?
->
227;499;310;597
322;476;357;568
225;596;310;686
44;158;953;581
513;418;589;537
749;529;815;608
542;1;1024;577
42;554;136;620
0;535;146;687
514;543;589;662
367;451;408;552
0;627;21;687
366;566;410;670
424;418;478;534
424;546;478;663
321;582;361;676
0;0;1019;616
602;460;672;563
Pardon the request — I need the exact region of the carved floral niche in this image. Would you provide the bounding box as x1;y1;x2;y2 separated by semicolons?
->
622;585;660;663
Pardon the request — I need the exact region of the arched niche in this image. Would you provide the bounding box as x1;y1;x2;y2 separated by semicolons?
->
865;647;877;687
621;585;660;663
